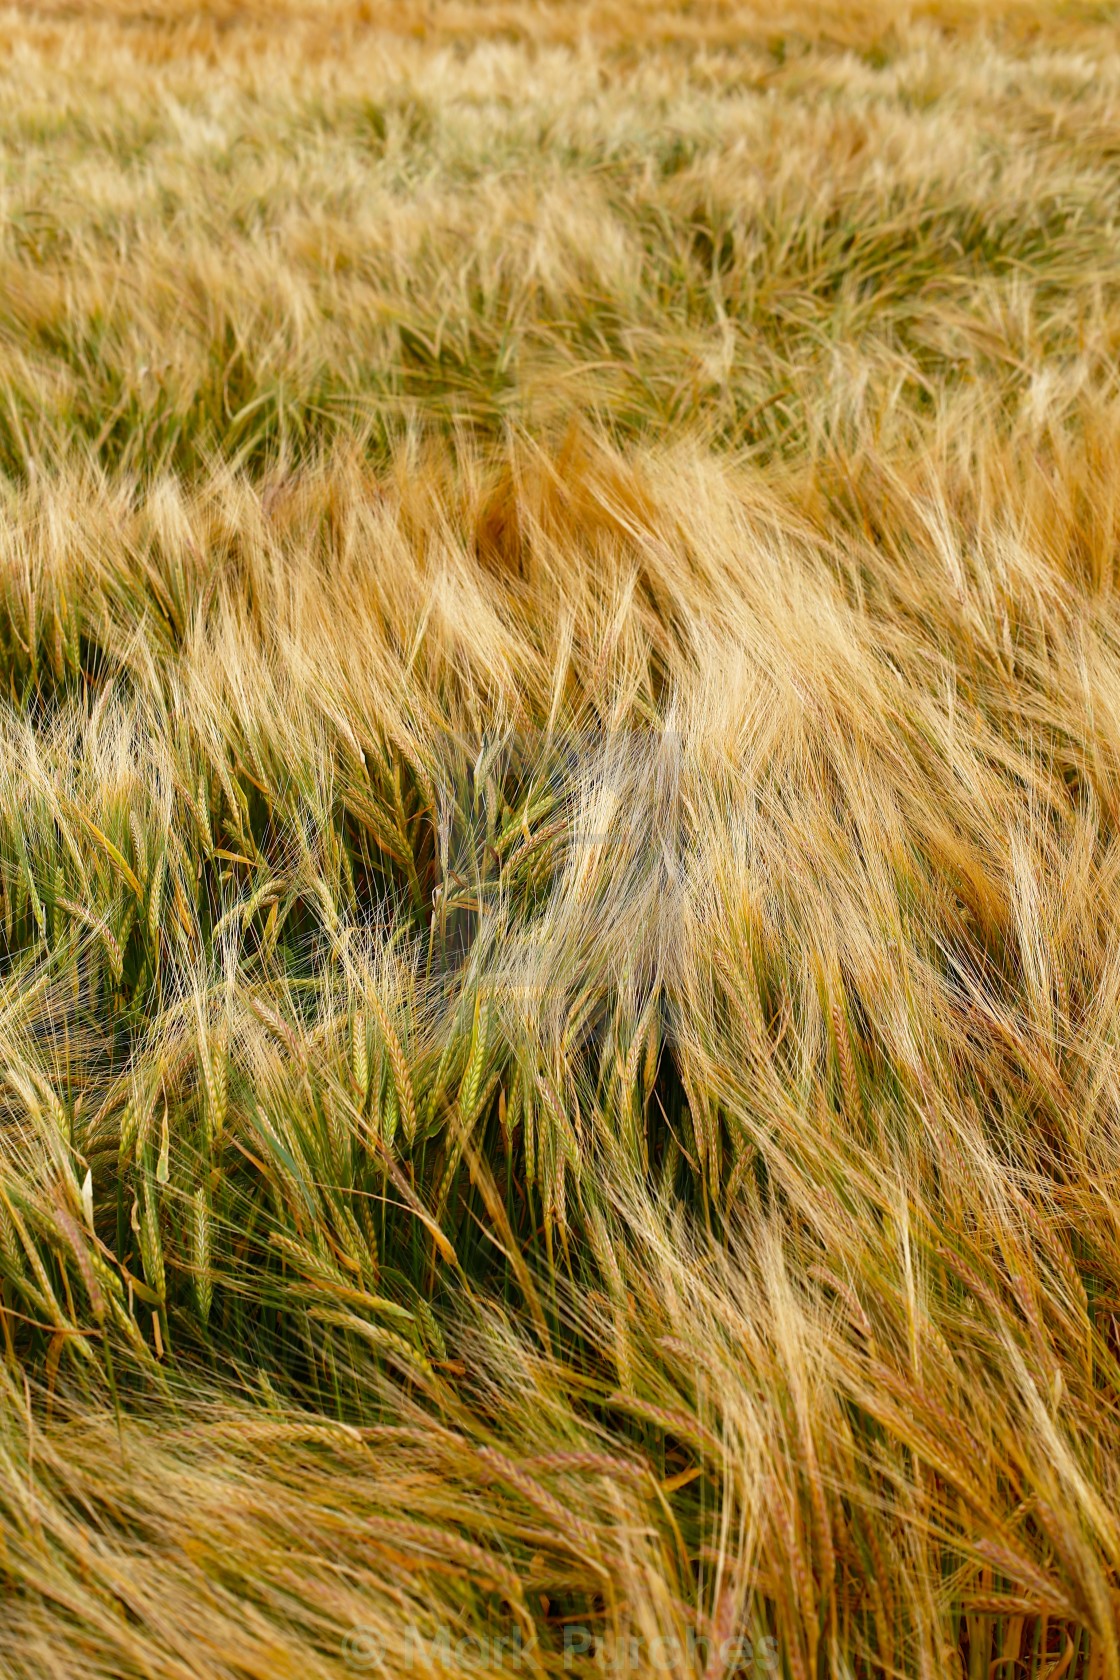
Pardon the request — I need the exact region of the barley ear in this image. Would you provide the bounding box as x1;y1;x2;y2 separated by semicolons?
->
192;1186;212;1326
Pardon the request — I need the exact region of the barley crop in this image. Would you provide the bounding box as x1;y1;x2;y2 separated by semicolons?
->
1;2;1120;1675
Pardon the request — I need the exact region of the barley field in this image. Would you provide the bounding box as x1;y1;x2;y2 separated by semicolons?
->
2;2;1120;1675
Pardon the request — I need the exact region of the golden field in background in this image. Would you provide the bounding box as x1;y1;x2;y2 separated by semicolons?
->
1;3;1120;1675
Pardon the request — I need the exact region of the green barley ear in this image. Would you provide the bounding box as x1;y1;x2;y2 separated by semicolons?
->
658;1134;681;1200
156;1103;170;1185
335;1202;368;1280
49;601;64;679
200;1029;227;1150
350;1008;368;1102
0;1195;24;1278
147;849;164;946
641;998;661;1100
501;1067;523;1143
128;810;147;882
191;1187;212;1326
118;1090;141;1168
522;1078;537;1188
194;778;213;851
62;591;80;676
356;1193;379;1278
138;1178;165;1303
21;854;45;941
423;1019;465;1131
49;860;63;945
830;988;862;1122
382;1070;399;1150
102;921;123;984
413;1293;447;1362
36;1072;69;1142
341;838;357;913
213;1032;228;1138
618;1017;643;1118
323;1089;347;1175
370;991;416;1144
458;991;490;1124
